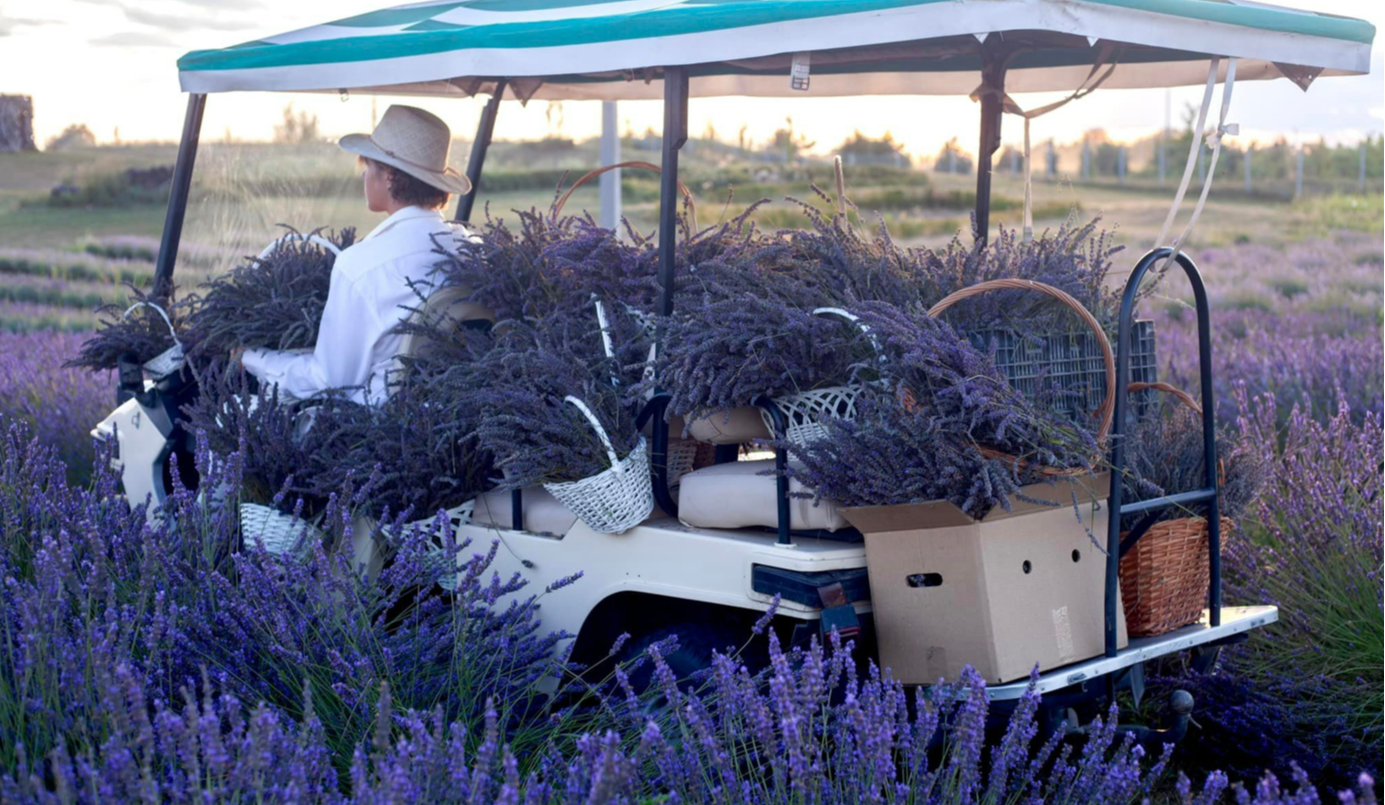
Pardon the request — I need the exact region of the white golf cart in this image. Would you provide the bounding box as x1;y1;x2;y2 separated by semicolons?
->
96;0;1372;727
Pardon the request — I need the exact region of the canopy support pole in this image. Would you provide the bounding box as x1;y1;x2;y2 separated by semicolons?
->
456;80;506;223
153;93;206;299
649;66;688;521
657;67;687;318
974;47;1005;245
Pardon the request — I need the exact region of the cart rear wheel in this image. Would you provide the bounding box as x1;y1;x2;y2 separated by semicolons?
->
618;619;766;696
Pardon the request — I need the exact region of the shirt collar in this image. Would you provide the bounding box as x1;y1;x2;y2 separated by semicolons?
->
363;205;444;241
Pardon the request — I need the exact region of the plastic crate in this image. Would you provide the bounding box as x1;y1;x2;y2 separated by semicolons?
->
967;320;1158;423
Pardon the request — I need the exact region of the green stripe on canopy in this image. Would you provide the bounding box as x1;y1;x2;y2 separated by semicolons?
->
177;0;1375;97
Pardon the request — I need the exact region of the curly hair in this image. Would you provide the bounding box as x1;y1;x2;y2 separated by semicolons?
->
358;155;451;210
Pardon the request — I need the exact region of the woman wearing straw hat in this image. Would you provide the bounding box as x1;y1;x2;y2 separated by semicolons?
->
232;104;474;405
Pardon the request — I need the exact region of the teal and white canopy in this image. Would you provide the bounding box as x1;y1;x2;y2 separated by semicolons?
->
179;0;1374;99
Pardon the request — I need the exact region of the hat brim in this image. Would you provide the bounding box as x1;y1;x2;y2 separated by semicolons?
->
339;133;472;196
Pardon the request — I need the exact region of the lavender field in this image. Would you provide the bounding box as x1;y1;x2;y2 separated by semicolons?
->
0;170;1380;803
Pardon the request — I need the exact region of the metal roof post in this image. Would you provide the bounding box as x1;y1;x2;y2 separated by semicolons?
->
657;67;688;318
974;45;1006;245
153;93;206;299
456;80;507;223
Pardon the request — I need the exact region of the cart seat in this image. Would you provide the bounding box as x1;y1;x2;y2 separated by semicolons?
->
472;487;579;536
396;284;493;362
677;459;849;533
682;407;772;445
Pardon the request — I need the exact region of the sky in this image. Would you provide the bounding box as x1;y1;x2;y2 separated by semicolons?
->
0;0;1381;158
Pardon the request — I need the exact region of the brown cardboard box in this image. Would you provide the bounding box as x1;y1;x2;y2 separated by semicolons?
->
842;473;1127;685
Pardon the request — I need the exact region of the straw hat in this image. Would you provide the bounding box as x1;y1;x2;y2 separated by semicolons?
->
339;105;471;195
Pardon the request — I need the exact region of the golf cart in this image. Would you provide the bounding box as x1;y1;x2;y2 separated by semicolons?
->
96;0;1372;720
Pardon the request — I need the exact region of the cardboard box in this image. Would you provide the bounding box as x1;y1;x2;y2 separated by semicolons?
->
842;473;1127;685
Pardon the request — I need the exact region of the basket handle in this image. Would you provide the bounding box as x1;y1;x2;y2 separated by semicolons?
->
257;233;342;261
1129;381;1202;416
927;278;1116;443
563;395;624;476
122;301;183;352
553;161;697;230
813;306;889;380
591;295;623;389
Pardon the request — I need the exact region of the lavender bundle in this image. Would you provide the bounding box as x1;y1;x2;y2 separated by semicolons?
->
776;193;938;308
183;225;355;357
1121;399;1268;528
181;364;339;507
920;217;1124;333
655;294;867;419
472;343;641;490
301;375;495;519
784;302;1099;515
65;284;193;372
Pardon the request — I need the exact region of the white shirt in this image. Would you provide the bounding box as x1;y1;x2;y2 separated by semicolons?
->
243;206;465;405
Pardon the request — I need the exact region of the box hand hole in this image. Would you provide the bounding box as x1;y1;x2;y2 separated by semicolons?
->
906;572;943;588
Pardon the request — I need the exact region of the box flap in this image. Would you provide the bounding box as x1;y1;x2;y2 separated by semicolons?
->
843;472;1110;530
843;500;973;533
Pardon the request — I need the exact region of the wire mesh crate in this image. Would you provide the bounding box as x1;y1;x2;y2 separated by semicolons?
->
967;320;1158;423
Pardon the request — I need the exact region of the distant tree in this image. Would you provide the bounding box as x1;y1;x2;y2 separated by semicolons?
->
837;130;909;166
933;137;973;174
769;117;814;163
45;124;96;152
273;103;320;144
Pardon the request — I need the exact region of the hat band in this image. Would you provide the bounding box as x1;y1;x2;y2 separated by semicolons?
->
367;135;446;176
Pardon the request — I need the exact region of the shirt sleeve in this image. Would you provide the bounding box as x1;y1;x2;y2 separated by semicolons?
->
241;260;382;400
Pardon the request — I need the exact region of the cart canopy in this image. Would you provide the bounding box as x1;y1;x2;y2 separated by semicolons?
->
178;0;1373;99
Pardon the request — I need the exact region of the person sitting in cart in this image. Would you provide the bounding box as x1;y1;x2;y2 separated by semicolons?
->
231;104;471;405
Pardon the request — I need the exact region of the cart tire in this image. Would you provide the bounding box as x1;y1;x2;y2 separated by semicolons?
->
618;619;764;695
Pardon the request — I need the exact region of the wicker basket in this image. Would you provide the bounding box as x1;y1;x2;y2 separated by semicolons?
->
1119;517;1230;637
761;308;877;448
240;502;323;557
392;500;476;591
543;396;654;534
760;385;863;447
1117;381;1223;637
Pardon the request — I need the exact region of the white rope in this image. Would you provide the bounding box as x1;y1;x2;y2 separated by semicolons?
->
1151;58;1237;277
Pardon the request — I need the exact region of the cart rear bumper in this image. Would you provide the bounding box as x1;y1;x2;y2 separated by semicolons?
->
986;605;1277;701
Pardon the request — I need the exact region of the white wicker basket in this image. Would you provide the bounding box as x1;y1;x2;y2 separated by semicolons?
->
122;301;184;381
760;307;880;448
544;397;654;534
760;385;864;448
239;502;323;557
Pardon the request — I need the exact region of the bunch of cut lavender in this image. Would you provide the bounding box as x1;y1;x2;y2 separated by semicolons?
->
1120;394;1268;529
431;208;585;325
784;302;1098;515
302;373;495;520
920;216;1125;333
181;364;334;508
776;191;939;308
183;225;355;356
472;341;641;489
65;283;194;372
655;292;869;419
